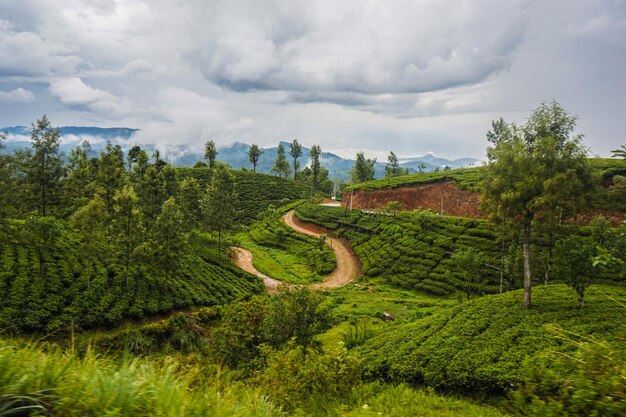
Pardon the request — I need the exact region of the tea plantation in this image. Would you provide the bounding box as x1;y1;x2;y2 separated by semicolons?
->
176;168;311;223
357;284;626;395
295;203;502;295
0;229;263;333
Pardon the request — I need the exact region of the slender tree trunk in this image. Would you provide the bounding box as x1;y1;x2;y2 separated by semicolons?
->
218;228;221;258
499;240;505;293
522;217;532;309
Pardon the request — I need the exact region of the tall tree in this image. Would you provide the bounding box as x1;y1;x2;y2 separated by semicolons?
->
177;177;203;230
69;194;107;288
25;115;65;216
481;102;593;309
153;197;185;278
350;152;376;183
203;165;238;258
310;145;322;191
0;132;17;222
112;185;144;285
96;142;127;219
64;140;96;213
205;140;218;169
137;165;166;222
272;143;291;178
289;139;303;179
127;145;142;174
248;144;264;172
385;151;408;177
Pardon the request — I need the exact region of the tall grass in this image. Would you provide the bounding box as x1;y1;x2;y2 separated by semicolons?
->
0;338;284;416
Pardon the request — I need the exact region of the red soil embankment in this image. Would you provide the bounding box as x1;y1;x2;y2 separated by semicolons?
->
343;181;486;218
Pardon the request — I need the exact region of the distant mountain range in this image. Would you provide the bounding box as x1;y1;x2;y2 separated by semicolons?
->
1;125;479;181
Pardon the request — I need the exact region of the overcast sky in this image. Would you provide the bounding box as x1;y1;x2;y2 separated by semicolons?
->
0;0;624;159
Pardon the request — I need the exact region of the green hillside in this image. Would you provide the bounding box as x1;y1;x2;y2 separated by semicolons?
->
348;159;626;212
295;203;502;295
176;168;310;223
0;226;263;333
357;284;626;394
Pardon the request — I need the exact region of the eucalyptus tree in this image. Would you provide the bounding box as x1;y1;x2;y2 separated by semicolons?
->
289;139;303;179
203;165;238;258
272;143;291;178
23;115;65;216
481;101;593;309
247;144;264;172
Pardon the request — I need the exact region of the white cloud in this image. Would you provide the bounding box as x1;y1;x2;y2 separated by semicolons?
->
0;19;81;77
48;77;132;116
0;0;625;158
0;87;35;103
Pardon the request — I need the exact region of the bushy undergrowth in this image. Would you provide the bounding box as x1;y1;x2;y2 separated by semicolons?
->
357;284;626;395
295;203;501;295
0;229;263;333
176;168;310;223
0;336;511;417
509;333;626;417
242;204;336;283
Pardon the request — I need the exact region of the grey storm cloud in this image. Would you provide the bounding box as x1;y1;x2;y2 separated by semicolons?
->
0;0;624;159
194;0;529;98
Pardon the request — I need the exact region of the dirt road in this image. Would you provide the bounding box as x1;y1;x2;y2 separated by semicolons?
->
231;246;281;294
282;210;361;289
231;210;361;293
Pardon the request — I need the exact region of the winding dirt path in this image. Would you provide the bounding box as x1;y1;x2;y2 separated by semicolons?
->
231;247;281;294
231;210;361;292
283;211;361;289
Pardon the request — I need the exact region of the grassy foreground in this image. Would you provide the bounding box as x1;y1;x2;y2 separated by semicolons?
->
0;338;509;417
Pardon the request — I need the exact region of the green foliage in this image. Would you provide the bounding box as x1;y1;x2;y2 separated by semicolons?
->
509;331;626;417
357;284;626;395
176;167;309;224
553;236;603;306
203;165;238;257
264;286;333;353
19;115;65;216
243;206;335;283
272;143;291;178
452;248;489;300
295;203;501;295
385;151;409;177
612;144;626;159
204;140;218;169
288;139;302;179
248;144;265;172
351;152;376;183
0;223;263;332
260;343;361;415
342;384;508;417
349;167;482;192
0;338;285;417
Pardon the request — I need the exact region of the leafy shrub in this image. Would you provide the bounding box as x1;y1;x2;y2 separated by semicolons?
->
509;332;626;416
